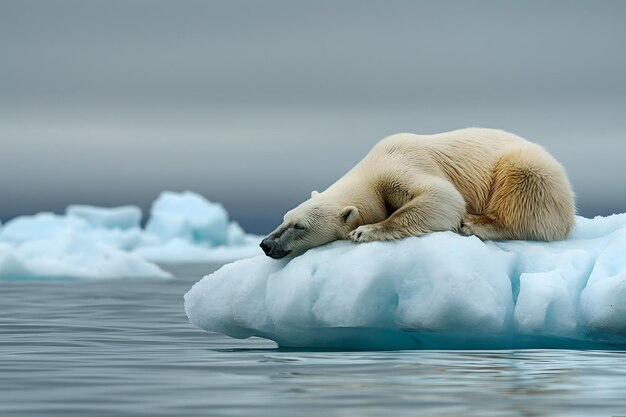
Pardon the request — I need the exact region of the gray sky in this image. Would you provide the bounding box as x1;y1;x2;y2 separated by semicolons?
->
1;0;625;233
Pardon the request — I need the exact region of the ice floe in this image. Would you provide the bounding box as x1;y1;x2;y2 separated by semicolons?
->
185;214;626;350
0;191;261;280
0;231;170;281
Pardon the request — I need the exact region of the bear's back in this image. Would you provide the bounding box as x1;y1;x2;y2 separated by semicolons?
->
361;128;538;214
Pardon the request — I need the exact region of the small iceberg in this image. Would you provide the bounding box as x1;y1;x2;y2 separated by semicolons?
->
0;191;261;280
66;204;142;230
0;231;170;281
144;191;230;246
185;214;626;350
133;191;262;263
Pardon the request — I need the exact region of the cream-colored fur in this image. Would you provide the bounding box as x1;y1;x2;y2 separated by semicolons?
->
262;128;575;258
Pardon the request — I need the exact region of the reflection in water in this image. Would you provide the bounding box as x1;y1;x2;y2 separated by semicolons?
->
1;264;625;417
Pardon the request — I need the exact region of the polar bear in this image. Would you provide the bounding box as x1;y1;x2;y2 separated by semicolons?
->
260;128;575;259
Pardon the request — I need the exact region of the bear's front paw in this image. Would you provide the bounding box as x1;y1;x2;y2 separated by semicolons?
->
348;224;382;243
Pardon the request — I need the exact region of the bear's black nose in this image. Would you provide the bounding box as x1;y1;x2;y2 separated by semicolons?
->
260;239;271;255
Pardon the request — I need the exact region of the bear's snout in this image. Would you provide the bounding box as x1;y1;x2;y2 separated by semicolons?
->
260;239;272;255
260;238;291;259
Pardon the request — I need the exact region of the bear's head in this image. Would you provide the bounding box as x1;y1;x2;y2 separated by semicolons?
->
260;191;360;258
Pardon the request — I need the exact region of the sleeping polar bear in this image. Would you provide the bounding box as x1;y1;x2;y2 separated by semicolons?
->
260;128;575;259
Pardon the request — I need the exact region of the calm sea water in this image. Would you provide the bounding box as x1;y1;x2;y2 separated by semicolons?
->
2;264;626;417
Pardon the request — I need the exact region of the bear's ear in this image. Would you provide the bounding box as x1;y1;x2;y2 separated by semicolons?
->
339;206;359;225
311;190;319;198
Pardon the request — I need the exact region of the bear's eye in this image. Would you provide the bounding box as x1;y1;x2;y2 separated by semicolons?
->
293;223;306;230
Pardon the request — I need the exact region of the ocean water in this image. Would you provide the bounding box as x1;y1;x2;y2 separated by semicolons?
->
2;264;626;417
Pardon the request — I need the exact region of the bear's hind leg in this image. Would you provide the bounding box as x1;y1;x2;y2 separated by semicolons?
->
461;213;514;240
462;147;575;241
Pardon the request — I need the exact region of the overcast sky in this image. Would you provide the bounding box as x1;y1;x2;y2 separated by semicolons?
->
1;0;625;233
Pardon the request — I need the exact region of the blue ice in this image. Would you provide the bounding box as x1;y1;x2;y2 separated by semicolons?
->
135;191;261;263
185;214;626;350
0;191;261;280
66;204;142;230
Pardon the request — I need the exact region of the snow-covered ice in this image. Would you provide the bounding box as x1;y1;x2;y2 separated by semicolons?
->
0;192;261;280
185;214;626;350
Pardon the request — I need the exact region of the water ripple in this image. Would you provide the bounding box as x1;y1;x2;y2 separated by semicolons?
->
2;264;626;416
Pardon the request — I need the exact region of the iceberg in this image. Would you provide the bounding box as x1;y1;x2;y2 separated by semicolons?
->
0;212;144;251
0;212;90;244
133;238;261;264
135;191;263;263
0;231;171;281
144;191;230;246
185;214;626;350
0;192;261;280
66;204;142;230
